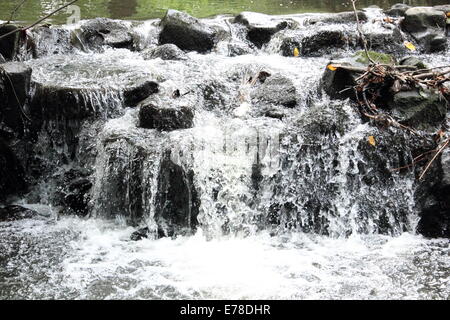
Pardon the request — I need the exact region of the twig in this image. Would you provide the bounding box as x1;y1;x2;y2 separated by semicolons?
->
350;0;376;65
419;138;450;181
7;0;28;24
0;0;79;41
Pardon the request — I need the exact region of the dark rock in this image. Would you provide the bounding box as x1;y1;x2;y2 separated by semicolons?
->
0;54;5;63
363;28;406;54
387;89;447;130
301;30;347;57
321;61;358;100
399;56;428;70
123;80;159;106
307;11;367;25
0;138;27;200
54;168;92;216
139;103;194;131
130;227;150;241
154;151;200;237
234;12;289;48
442;148;450;186
0;205;38;222
77;18;135;50
401;7;447;53
0;24;20;60
251;73;297;108
141;44;188;61
0;62;32;136
159;10;217;53
385;3;411;17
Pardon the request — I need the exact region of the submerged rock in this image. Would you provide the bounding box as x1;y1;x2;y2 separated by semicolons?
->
0;24;20;60
54;168;92;216
234;12;290;48
0;205;38;222
154;151;200;237
159;10;217;53
139;103;194;131
0;62;32;136
401;7;447;52
130;227;150;241
141;44;188;61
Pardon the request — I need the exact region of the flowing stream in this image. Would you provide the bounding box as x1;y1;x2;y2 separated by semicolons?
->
0;7;449;300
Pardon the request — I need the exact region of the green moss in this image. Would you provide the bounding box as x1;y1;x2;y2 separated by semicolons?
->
354;51;395;65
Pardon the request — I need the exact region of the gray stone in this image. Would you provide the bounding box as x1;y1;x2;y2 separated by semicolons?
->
0;205;37;222
385;3;411;17
0;138;27;200
401;7;447;52
123;80;159;106
251;73;297;108
77;18;135;50
301;30;347;56
0;24;20;60
399;56;428;70
159;10;217;53
141;44;188;61
307;11;367;25
387;89;447;130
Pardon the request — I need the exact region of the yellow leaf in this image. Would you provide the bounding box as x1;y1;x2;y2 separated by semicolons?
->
447;12;450;17
368;136;376;147
327;64;338;71
404;41;416;52
293;47;300;57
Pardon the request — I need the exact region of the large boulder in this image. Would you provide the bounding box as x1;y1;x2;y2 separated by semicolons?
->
0;62;32;136
0;24;20;60
251;73;297;109
159;10;217;53
54;168;92;216
123;80;159;106
234;12;290;48
154;151;200;237
387;89;447;130
0;138;27;200
29;26;74;57
138;103;194;131
401;7;447;52
75;18;136;51
141;44;188;61
301;30;347;57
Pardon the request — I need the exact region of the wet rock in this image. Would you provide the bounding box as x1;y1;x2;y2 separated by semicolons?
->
364;28;406;54
251;73;297;108
77;18;135;50
0;54;5;63
0;62;32;136
0;205;38;222
399;56;428;70
154;151;200;237
401;7;447;53
123;80;159;106
442;148;450;186
234;12;289;48
130;227;150;241
139;103;194;131
30;26;74;57
0;24;20;60
141;44;188;61
385;4;411;17
308;11;367;25
301;30;347;57
321;62;358;100
159;10;217;53
0;138;27;200
54;168;92;216
387;89;447;130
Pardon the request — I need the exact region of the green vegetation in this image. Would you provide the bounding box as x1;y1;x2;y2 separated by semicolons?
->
354;50;395;65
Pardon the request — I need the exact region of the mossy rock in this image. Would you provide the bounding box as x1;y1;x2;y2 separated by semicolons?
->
354;51;395;65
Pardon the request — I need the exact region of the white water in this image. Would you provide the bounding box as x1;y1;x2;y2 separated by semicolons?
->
0;217;448;299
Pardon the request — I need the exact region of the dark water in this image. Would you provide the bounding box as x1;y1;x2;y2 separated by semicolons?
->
0;0;448;24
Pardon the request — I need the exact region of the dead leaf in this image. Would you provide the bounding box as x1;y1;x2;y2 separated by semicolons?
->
293;47;300;57
327;64;338;71
404;41;416;52
368;136;376;147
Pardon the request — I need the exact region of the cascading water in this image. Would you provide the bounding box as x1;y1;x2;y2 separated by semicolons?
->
0;7;449;300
